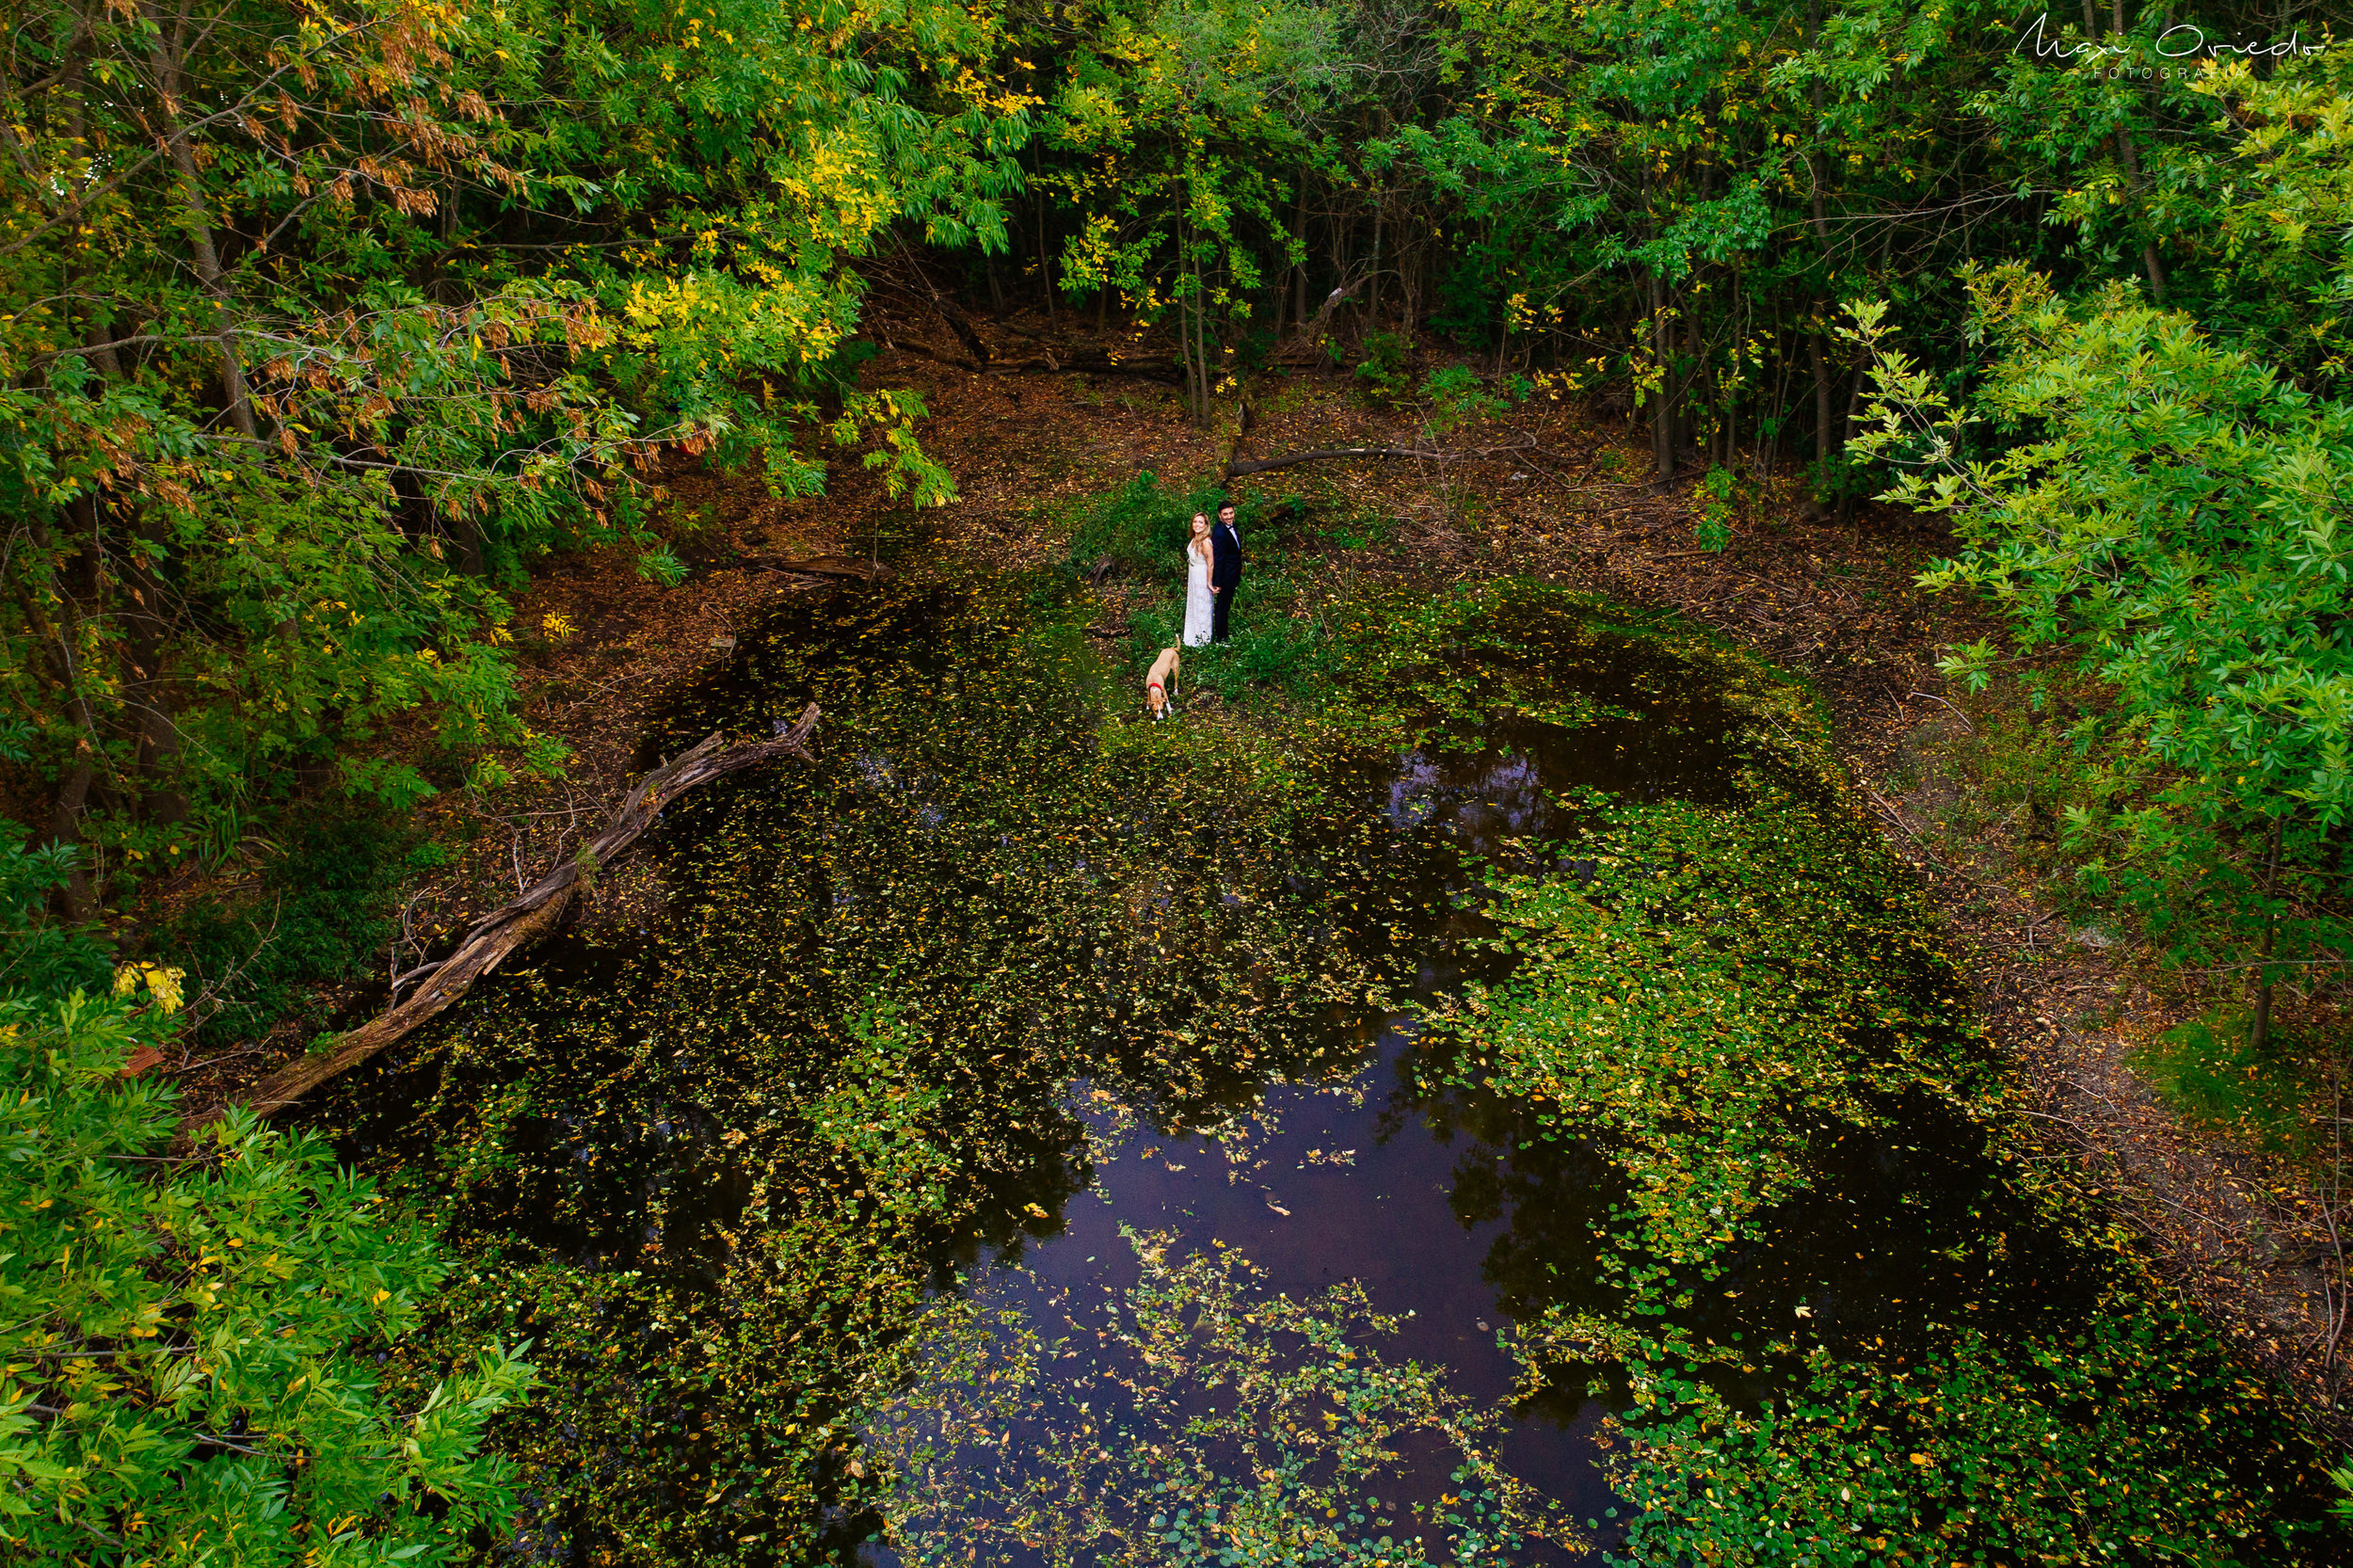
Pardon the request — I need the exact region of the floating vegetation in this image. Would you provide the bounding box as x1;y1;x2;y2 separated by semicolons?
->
313;570;1398;1562
874;1227;1568;1567
310;571;2345;1565
1386;593;2343;1561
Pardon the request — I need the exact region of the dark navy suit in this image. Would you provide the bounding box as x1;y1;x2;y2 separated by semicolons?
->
1209;519;1241;642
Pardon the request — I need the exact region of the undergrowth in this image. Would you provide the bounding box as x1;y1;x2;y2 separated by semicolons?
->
2128;1004;2329;1160
1921;668;2352;1172
1066;472;1232;584
157;801;444;1047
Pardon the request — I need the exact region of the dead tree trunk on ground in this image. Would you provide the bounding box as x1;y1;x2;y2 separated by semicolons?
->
173;707;821;1137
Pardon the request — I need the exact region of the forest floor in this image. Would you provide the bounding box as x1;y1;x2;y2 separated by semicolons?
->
171;310;2352;1449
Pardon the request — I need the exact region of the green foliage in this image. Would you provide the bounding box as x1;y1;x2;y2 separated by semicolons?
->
808;999;962;1223
2129;1004;2320;1158
875;1228;1566;1565
158;801;442;1048
0;785;527;1562
1601;1289;2320;1565
2178;53;2353;395
1929;671;2131;856
1421;366;1514;430
1353;330;1415;405
1317;578;1790;752
1201;608;1334;702
1332;584;2345;1561
1851;272;2353;981
0;828;112;1000
1045;0;1347;422
1443;776;1964;1262
1694;464;1737;553
1068;472;1231;584
1137;606;1336;709
4;0;1022;898
318;571;1386;1564
0;988;533;1564
1311;502;1400;552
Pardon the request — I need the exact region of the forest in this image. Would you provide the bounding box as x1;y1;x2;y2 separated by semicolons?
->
3;0;2350;1560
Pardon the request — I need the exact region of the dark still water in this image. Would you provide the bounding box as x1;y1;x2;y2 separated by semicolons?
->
313;573;2345;1568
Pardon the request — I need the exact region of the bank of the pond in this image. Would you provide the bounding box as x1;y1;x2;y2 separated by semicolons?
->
295;569;2345;1566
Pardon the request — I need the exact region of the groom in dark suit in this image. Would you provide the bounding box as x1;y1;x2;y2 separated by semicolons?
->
1209;501;1242;643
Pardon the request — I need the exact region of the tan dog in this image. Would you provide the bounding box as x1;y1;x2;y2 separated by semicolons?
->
1144;646;1181;719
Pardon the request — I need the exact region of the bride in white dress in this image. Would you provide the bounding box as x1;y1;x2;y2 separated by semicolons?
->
1181;513;1214;648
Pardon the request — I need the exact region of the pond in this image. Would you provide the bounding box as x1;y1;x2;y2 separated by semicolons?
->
317;570;2347;1566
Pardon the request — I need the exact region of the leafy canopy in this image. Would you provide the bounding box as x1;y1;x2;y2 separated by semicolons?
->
0;842;532;1565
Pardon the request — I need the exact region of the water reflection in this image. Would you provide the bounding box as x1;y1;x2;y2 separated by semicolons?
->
871;659;1768;1563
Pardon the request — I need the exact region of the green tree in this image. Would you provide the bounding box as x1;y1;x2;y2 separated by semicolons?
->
1047;0;1348;422
0;841;535;1562
2;0;1025;908
1849;270;2353;1045
2185;52;2353;393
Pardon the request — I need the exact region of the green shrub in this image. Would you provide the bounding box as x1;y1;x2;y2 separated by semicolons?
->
160;800;444;1047
0;827;112;1000
1210;612;1332;699
1067;472;1232;584
1313;504;1398;552
1125;600;1183;671
1;816;529;1564
2128;1004;2319;1157
1128;602;1333;709
1930;673;2142;880
1694;463;1737;552
0;987;533;1564
1353;330;1413;405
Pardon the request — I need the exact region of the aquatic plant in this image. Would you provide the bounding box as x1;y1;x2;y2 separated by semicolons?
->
315;572;2345;1564
874;1227;1567;1567
1372;586;2340;1560
322;571;1397;1562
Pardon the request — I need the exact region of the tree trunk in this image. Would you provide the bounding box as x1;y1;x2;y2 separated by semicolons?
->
1805;0;1834;512
1222;443;1450;481
454;507;487;576
1808;319;1833;496
2251;814;2288;1056
1649;271;1674;482
172;711;822;1132
48;763;95;922
1292;171;1310;332
2111;132;2169;304
1196;279;1213;425
142;9;257;441
1033;144;1054;321
1682;280;1705;461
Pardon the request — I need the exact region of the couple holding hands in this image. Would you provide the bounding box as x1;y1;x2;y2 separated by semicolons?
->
1182;500;1244;648
1144;500;1241;720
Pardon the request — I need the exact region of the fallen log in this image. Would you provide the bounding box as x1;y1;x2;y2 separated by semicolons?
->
884;337;1185;386
176;706;822;1136
990;354;1186;385
879;240;994;366
742;554;893;581
1219;445;1445;482
887;338;984;374
1220;433;1558;485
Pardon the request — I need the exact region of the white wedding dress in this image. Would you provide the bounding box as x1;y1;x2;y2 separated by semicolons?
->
1181;542;1213;647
